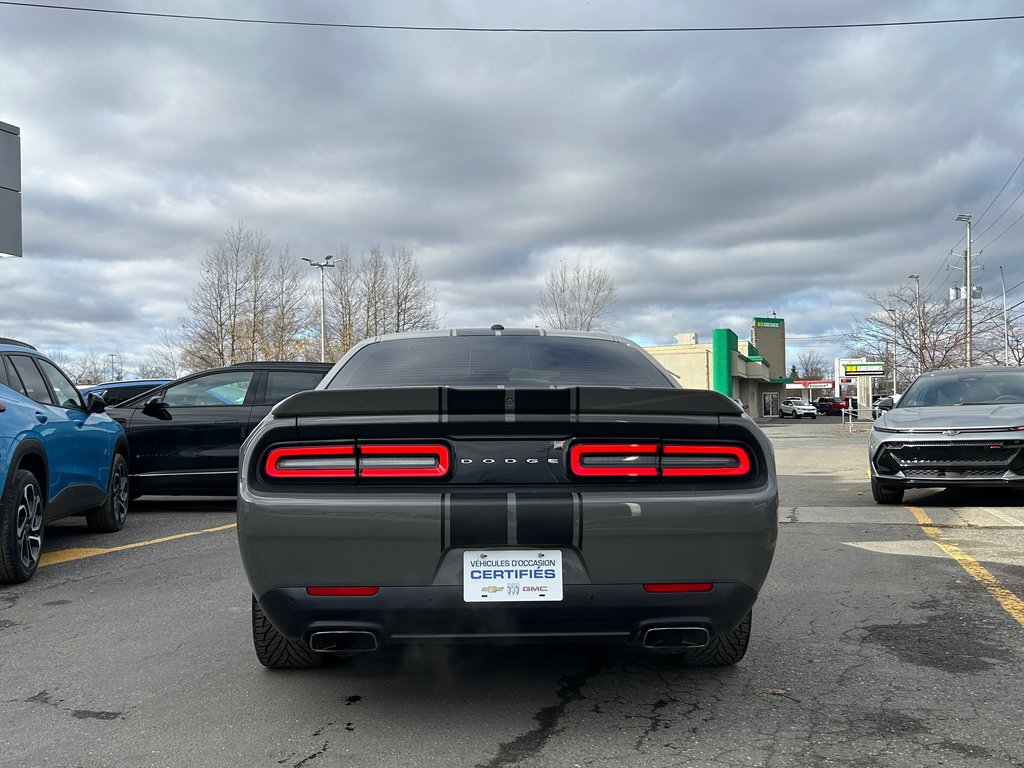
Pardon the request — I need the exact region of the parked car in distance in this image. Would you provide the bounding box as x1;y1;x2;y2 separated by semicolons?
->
107;361;332;498
869;367;1024;504
80;379;170;407
813;396;846;416
779;398;817;419
238;328;778;669
1;338;129;583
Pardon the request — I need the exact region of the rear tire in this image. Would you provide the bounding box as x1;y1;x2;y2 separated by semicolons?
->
0;469;45;584
252;595;323;669
673;612;751;667
871;477;905;505
86;454;129;533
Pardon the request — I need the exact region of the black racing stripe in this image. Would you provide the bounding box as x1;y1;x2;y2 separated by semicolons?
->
515;493;574;547
450;493;508;547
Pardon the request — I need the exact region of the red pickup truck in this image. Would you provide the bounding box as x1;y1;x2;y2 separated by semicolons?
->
813;396;847;416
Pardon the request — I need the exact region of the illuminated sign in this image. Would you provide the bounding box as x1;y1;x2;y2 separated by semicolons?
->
843;362;885;376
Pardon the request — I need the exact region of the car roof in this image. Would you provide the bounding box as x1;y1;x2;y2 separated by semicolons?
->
366;327;627;343
914;366;1024;379
84;379;170;389
0;337;39;352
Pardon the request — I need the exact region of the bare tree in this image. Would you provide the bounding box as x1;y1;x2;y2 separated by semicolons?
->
71;349;109;385
390;246;439;333
796;350;828;380
323;245;439;359
138;327;182;379
844;282;1013;390
241;229;274;361
324;248;362;360
180;223;286;369
360;246;391;338
537;257;617;331
261;247;312;361
44;347;74;371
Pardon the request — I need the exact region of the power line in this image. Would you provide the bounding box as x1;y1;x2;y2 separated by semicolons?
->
974;155;1024;227
976;207;1024;253
973;186;1024;244
1;2;1024;33
941;155;1024;260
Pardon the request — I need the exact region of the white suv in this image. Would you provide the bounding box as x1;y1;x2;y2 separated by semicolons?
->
779;398;818;419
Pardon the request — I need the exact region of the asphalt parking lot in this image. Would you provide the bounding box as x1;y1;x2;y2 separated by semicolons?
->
2;417;1022;768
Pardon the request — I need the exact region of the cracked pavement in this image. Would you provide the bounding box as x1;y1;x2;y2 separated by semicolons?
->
0;420;1022;767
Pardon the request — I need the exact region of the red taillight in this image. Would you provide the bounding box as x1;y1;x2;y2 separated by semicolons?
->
569;442;752;479
263;443;450;480
265;445;356;478
569;443;659;477
643;583;713;593
662;445;751;477
306;586;379;597
359;444;450;478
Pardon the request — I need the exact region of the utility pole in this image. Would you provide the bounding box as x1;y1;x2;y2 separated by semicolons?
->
108;353;116;381
886;307;897;395
302;254;335;362
956;213;973;364
908;273;922;375
1000;265;1009;366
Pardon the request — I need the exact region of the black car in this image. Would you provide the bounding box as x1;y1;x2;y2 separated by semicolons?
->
108;362;331;498
237;329;778;669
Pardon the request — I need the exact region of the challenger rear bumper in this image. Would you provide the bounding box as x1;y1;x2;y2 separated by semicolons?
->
257;583;758;646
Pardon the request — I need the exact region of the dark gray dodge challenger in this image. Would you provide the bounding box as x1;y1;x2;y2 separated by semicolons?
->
237;328;778;669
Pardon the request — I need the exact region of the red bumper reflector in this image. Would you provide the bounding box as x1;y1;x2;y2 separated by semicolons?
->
306;587;379;597
643;583;714;593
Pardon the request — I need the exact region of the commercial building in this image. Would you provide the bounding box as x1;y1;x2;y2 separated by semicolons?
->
644;317;792;417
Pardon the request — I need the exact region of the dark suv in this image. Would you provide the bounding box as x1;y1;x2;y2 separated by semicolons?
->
108;362;331;498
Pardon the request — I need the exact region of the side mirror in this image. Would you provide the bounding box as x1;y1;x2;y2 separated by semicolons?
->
86;392;106;414
142;395;167;413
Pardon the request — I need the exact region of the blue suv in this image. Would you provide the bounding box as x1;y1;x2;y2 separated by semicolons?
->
0;338;129;583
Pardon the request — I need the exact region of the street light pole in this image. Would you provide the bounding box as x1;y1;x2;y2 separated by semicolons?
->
302;254;335;362
956;213;973;364
907;273;921;375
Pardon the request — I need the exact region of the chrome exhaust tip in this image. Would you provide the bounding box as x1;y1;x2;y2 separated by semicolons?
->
308;630;380;653
642;627;710;649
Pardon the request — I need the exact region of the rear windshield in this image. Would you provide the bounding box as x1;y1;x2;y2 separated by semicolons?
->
326;336;674;389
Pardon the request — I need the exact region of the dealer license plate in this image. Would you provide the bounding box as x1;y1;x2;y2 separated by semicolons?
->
463;549;564;603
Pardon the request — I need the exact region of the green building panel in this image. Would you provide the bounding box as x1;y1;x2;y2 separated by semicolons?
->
711;328;738;396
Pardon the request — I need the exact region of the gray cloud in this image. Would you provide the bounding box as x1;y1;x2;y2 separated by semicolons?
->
1;0;1022;370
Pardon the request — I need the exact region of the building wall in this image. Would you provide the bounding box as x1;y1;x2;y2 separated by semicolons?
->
645;319;792;418
643;337;714;389
750;317;785;371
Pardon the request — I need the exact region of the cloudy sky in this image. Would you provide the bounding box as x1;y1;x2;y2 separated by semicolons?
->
1;0;1022;373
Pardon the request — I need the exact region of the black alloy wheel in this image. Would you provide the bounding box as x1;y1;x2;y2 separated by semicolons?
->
86;454;130;533
0;469;45;583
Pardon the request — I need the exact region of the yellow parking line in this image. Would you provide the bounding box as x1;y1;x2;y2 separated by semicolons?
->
40;523;237;568
908;506;1024;628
